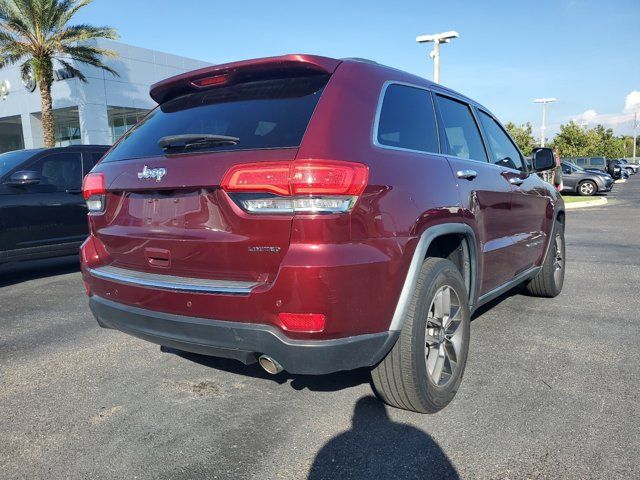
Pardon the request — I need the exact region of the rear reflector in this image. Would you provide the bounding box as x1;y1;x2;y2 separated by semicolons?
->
82;173;106;212
222;160;368;196
278;313;326;333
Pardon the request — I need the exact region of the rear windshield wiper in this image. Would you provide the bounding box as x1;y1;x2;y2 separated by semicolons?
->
158;134;240;152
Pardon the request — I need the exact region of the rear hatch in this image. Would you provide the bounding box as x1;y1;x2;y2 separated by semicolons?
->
89;56;340;284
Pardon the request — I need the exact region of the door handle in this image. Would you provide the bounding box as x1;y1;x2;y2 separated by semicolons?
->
456;169;478;180
509;177;524;186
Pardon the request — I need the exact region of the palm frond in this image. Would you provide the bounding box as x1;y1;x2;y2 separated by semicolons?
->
19;58;32;81
0;50;25;68
59;44;119;79
58;57;86;82
58;23;118;43
54;0;92;32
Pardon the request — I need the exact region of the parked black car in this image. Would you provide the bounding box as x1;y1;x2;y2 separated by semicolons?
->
561;161;613;196
0;145;109;265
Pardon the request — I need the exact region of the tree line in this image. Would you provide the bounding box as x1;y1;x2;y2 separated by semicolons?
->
506;121;636;159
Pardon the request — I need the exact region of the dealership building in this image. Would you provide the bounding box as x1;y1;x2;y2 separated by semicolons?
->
0;39;210;153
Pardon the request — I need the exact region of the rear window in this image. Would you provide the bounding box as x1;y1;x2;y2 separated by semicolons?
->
102;74;329;162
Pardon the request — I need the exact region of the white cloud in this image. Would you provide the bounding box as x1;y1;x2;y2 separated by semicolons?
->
569;91;639;134
623;90;640;114
577;109;598;122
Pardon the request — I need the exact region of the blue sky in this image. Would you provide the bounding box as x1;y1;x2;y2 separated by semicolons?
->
75;0;640;136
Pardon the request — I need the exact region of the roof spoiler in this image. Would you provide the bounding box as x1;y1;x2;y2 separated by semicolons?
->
150;54;342;104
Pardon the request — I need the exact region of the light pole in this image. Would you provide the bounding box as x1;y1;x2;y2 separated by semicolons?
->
533;98;557;147
633;112;638;163
416;31;459;84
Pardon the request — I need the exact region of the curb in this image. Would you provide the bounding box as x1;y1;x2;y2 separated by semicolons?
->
565;197;608;210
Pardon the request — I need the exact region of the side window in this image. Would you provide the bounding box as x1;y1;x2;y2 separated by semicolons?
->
435;95;487;162
376;84;439;153
477;110;524;171
576;158;586;166
27;152;82;192
590;158;605;166
561;164;572;175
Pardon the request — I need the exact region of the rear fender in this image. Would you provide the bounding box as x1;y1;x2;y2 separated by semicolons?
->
388;223;478;331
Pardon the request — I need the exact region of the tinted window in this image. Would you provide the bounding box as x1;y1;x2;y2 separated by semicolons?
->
477;111;524;171
102;74;329;162
376;84;439;153
576;158;587;165
27;153;82;192
0;149;44;178
83;150;107;174
590;157;605;165
561;164;572;175
436;95;487;162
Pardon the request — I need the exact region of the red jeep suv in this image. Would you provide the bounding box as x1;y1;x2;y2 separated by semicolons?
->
81;55;564;413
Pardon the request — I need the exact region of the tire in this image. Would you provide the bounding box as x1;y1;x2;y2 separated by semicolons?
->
525;219;565;297
626;168;634;176
578;180;596;196
370;258;470;414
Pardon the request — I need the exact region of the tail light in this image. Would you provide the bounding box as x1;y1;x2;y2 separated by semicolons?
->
82;173;106;212
221;160;368;214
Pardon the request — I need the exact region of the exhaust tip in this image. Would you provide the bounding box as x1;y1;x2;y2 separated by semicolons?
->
258;355;284;375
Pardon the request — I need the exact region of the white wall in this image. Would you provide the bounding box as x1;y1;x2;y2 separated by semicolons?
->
0;39;211;147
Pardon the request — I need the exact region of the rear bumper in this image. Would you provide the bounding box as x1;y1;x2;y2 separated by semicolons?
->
90;295;399;375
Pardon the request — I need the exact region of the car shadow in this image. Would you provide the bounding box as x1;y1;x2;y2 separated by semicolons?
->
308;396;459;479
0;255;80;288
471;286;523;320
162;346;372;392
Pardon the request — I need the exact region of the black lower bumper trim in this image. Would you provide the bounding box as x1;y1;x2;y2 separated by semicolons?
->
89;296;399;375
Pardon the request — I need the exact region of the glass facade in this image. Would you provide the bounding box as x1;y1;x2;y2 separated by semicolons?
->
0;116;25;153
108;107;150;144
52;107;82;147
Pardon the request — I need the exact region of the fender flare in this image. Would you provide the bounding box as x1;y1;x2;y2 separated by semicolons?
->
388;223;478;331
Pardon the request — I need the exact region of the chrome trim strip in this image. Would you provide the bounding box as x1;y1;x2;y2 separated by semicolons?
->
89;265;260;295
389;224;477;331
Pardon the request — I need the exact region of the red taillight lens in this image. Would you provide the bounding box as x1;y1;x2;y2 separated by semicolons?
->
221;162;291;195
290;160;368;195
278;313;326;333
191;74;229;88
82;173;105;200
221;160;368;196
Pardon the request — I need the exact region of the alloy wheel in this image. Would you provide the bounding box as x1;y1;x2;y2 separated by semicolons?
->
580;182;595;195
553;233;564;285
425;285;463;387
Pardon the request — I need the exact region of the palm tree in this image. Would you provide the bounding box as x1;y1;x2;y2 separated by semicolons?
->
0;0;119;147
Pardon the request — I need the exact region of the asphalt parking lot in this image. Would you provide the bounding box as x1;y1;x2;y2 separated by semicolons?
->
1;180;639;480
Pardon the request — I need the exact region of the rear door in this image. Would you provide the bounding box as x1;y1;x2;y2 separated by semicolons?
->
3;151;86;252
476;109;550;273
434;94;517;296
90;71;330;284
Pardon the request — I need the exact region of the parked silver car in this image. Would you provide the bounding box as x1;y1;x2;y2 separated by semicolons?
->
561;161;613;196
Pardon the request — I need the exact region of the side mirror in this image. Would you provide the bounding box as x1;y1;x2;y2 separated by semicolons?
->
531;148;555;172
6;170;41;186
